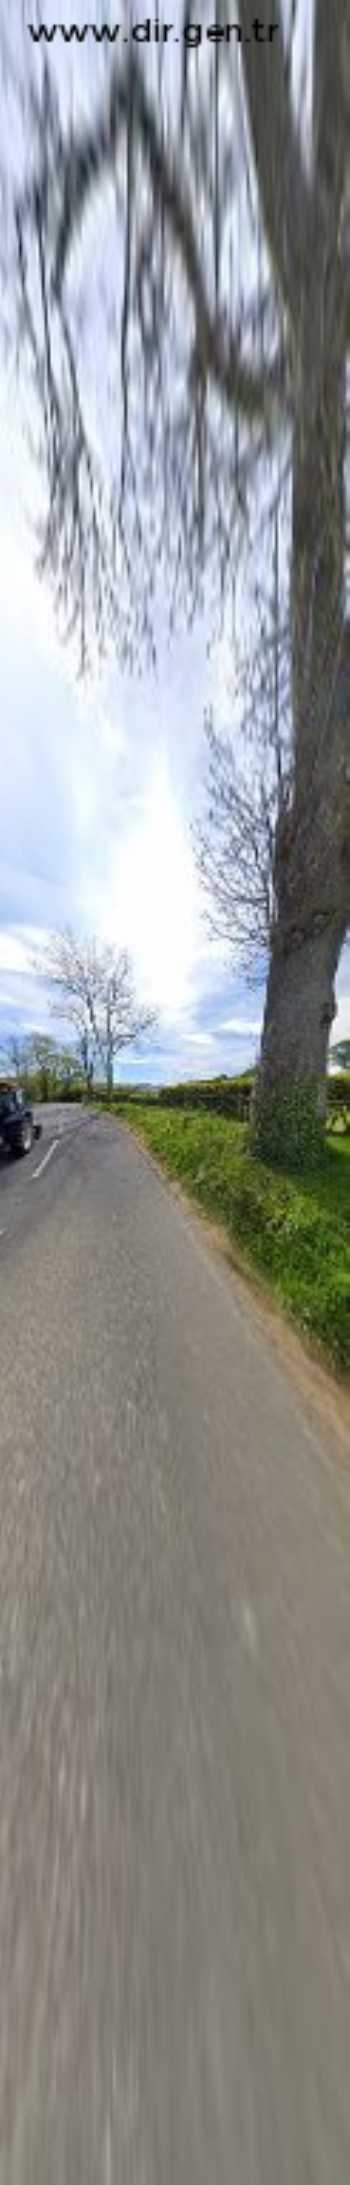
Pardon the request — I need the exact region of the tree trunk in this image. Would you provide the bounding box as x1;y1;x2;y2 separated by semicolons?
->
253;911;346;1165
254;364;350;1166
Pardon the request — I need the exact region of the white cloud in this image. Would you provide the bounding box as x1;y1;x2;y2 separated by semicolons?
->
184;1032;214;1048
0;935;29;976
0;929;47;976
96;749;224;1020
218;1016;262;1037
331;994;350;1044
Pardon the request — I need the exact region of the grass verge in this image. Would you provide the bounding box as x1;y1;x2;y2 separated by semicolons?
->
115;1104;350;1375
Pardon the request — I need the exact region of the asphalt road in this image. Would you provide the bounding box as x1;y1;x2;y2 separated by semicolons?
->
1;1104;350;2184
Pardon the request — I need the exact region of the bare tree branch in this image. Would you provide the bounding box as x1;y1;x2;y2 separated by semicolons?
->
40;929;156;1091
49;57;286;429
194;542;293;978
314;0;350;222
238;0;312;324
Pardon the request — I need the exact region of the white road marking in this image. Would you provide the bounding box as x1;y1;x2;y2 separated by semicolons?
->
31;1138;59;1180
241;1602;258;1656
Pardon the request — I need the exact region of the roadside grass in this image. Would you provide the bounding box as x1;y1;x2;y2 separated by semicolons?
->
115;1104;350;1374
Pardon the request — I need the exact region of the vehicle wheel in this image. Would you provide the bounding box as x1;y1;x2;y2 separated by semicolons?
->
17;1121;33;1156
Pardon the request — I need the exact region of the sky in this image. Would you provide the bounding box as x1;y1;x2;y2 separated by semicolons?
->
0;4;349;1085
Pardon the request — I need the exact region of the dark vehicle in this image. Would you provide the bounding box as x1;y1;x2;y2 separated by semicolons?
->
0;1083;42;1159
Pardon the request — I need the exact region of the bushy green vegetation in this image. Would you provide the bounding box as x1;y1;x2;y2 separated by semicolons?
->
251;1078;326;1171
108;1068;350;1139
159;1073;254;1119
326;1073;350;1132
117;1101;350;1373
0;1036;86;1104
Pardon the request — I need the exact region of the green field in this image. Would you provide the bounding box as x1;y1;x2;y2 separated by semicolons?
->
117;1103;350;1374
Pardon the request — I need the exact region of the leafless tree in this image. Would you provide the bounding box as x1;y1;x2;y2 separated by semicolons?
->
4;0;350;1155
43;929;102;1089
42;928;156;1090
94;946;156;1091
194;709;284;979
194;511;293;976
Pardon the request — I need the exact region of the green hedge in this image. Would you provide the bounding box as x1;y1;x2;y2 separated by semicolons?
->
326;1073;350;1135
28;1066;349;1127
152;1070;350;1135
327;1072;350;1110
159;1073;254;1120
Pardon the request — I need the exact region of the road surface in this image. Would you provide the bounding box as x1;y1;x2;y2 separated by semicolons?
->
1;1104;350;2183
